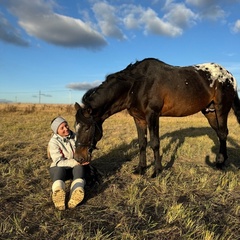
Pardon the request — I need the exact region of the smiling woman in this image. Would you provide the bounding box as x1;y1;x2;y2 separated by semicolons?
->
47;116;86;210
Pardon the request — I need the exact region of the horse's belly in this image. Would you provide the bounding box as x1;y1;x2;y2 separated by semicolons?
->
161;107;200;117
160;96;210;117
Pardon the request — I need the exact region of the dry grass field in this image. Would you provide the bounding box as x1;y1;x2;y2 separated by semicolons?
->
0;103;240;240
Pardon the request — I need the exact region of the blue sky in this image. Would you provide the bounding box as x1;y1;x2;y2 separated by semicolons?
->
0;0;240;104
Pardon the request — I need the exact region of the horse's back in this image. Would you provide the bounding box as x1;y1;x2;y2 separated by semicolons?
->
127;59;236;117
130;59;236;89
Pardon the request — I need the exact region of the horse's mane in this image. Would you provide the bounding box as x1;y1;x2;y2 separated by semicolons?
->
125;57;166;69
82;58;168;108
82;87;98;107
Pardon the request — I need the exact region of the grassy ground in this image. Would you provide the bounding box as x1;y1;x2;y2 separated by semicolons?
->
0;103;240;240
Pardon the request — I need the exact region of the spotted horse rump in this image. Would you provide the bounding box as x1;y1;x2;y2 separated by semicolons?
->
194;63;237;89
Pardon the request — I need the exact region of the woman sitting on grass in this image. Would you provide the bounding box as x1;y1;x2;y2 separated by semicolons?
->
48;116;89;210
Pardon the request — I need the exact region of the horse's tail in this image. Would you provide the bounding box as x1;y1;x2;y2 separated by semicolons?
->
232;90;240;124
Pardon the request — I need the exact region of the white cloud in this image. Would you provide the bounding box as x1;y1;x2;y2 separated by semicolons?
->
141;8;182;36
122;5;143;30
232;19;240;33
0;0;237;48
0;12;29;46
1;0;107;49
0;98;12;103
186;0;226;21
92;2;125;40
20;13;107;48
122;5;183;37
163;3;198;28
201;5;225;21
66;81;101;91
186;0;214;8
91;1;190;39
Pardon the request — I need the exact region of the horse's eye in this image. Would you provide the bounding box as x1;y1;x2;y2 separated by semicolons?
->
84;127;90;132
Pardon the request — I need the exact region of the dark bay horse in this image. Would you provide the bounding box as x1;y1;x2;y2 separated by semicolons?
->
74;58;240;176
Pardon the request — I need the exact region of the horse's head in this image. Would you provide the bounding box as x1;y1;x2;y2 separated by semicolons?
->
74;102;103;164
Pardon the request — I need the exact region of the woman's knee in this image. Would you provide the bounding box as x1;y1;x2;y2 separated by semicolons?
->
50;167;67;181
72;165;84;179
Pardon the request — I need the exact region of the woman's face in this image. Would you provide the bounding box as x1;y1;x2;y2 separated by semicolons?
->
57;122;70;137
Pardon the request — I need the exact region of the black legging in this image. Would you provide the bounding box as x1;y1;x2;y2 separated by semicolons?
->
49;165;86;182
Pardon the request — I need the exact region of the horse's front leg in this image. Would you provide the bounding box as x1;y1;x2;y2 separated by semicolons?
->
133;118;147;175
148;113;163;177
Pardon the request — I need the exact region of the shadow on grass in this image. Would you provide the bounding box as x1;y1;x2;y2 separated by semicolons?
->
84;140;139;200
85;126;240;201
159;127;240;170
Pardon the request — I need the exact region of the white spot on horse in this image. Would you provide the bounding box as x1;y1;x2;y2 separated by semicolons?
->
194;63;237;90
75;123;81;132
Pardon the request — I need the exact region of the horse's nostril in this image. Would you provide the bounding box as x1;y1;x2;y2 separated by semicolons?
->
75;156;91;164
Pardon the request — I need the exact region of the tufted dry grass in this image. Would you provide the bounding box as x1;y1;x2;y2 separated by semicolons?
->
0;103;240;240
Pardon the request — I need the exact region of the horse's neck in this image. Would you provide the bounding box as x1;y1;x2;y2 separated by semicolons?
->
92;81;132;121
103;100;128;120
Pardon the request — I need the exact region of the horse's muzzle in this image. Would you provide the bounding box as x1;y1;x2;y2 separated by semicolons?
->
74;150;92;165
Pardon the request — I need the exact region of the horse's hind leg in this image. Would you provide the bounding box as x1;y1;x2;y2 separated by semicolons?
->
133;118;148;174
203;106;229;168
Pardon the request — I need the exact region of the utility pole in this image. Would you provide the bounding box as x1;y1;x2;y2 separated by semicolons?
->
39;90;41;104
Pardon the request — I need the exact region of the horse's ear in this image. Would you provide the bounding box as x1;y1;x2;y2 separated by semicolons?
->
75;105;93;124
74;102;81;111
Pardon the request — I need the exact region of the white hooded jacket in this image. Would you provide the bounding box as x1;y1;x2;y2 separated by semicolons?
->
48;131;79;168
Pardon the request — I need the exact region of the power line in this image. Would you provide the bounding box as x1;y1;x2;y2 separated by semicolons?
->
0;90;71;94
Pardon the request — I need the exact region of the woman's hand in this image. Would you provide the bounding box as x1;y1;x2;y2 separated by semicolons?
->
81;162;90;166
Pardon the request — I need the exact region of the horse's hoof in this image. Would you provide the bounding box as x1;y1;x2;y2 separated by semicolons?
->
151;168;163;178
216;162;225;170
133;166;146;175
151;172;157;178
216;154;227;170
